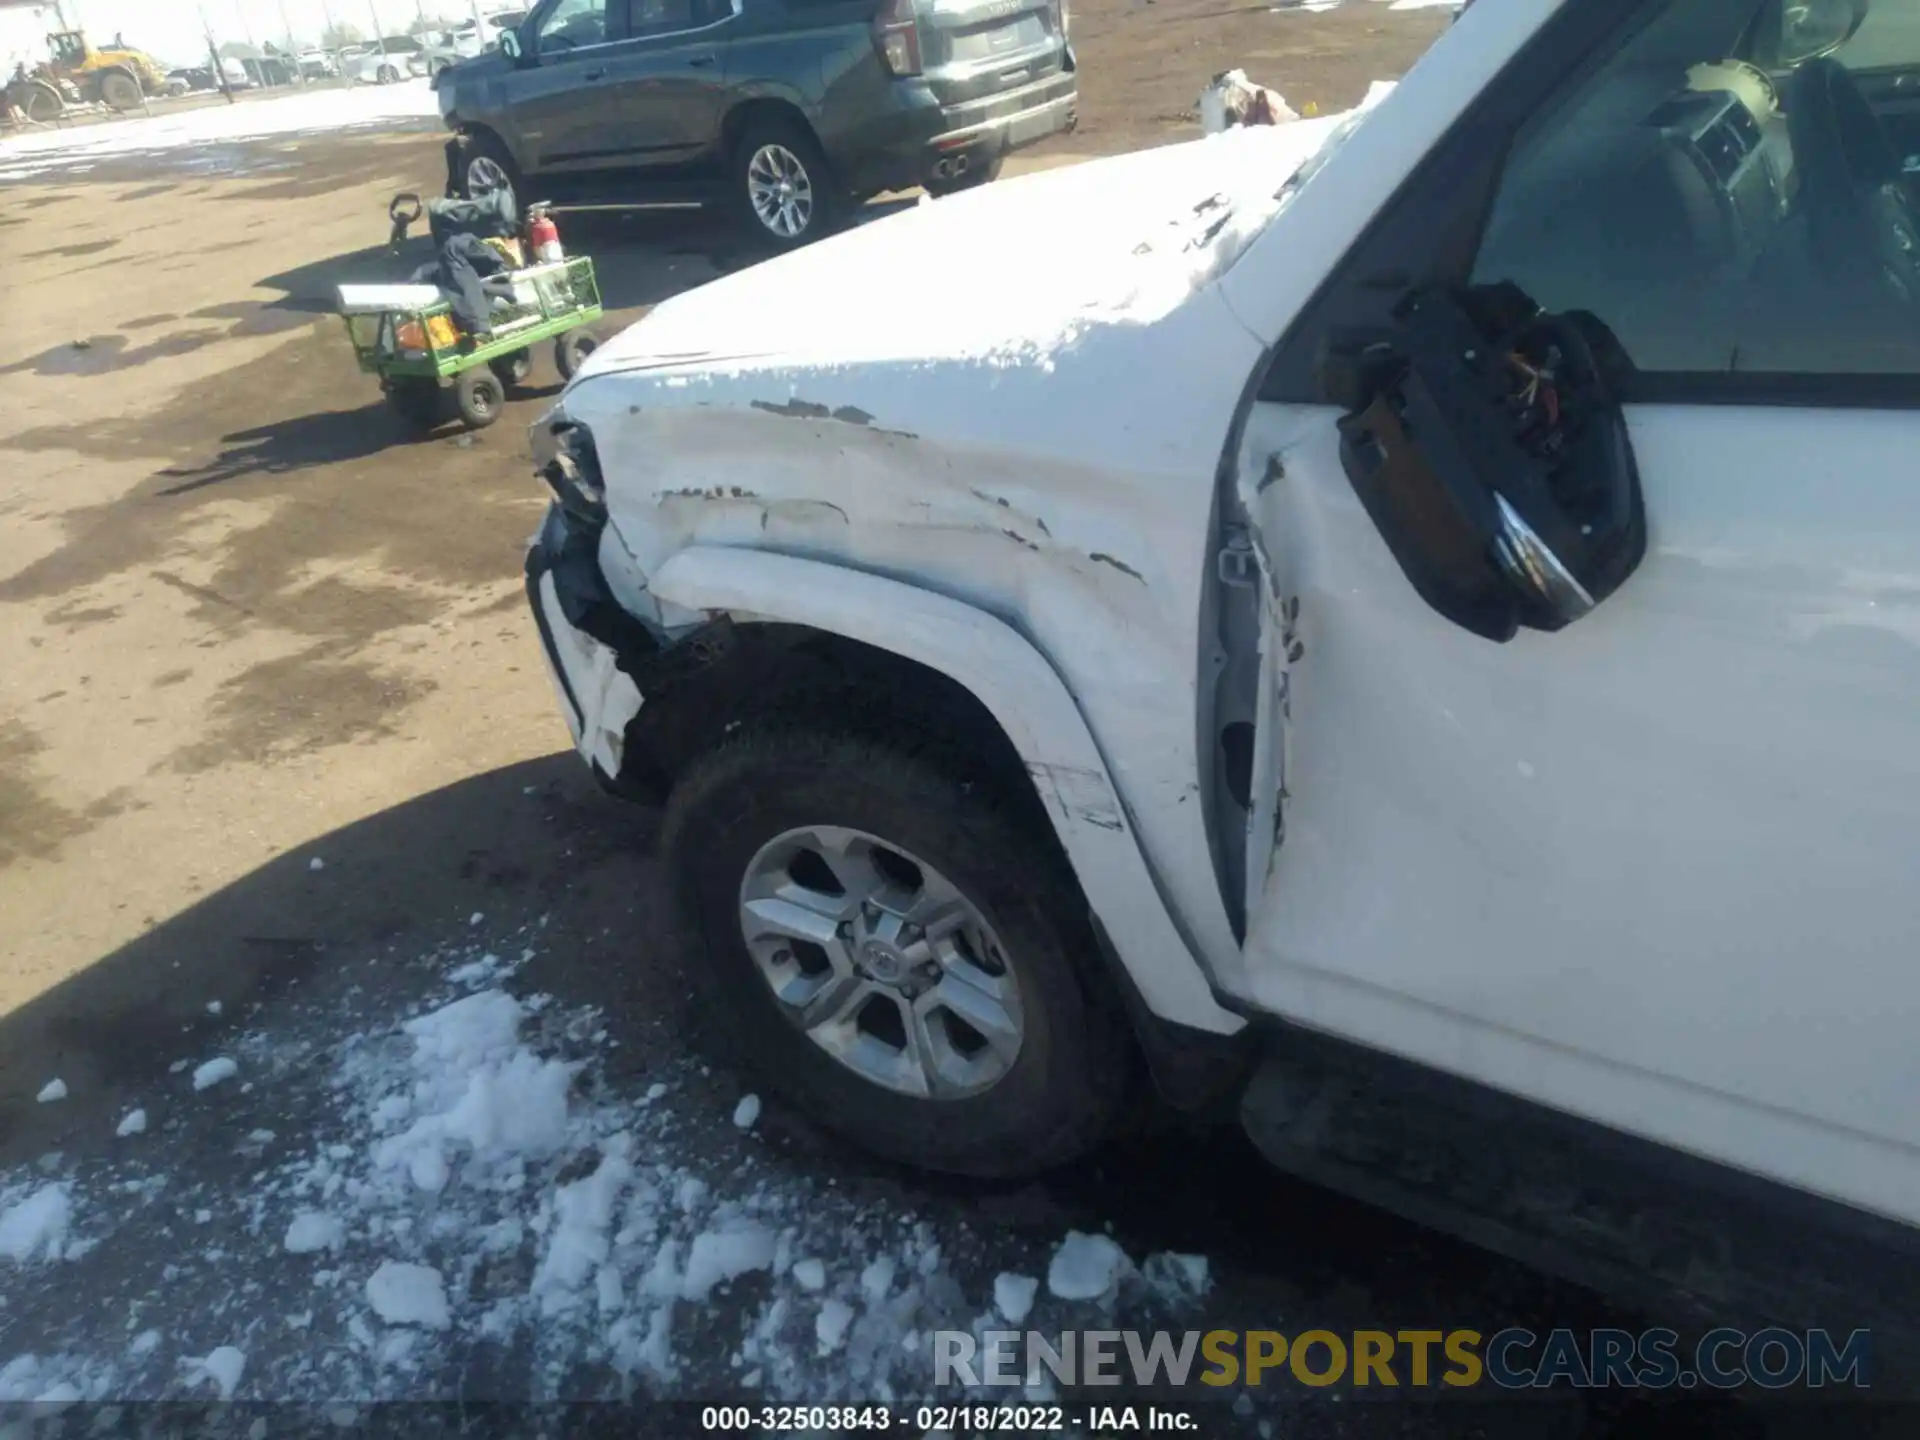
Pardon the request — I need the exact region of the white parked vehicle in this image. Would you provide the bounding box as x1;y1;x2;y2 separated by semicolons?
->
524;0;1920;1330
420;23;485;76
341;38;422;84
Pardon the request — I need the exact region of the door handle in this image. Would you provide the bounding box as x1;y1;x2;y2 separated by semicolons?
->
583;67;606;80
688;53;716;67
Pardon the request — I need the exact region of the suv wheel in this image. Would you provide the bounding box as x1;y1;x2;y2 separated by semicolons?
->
455;132;521;217
730;118;835;250
376;63;400;84
662;725;1132;1177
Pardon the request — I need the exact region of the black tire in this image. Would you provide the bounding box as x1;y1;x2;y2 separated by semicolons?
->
554;329;598;381
489;347;534;390
923;154;1004;199
377;64;400;85
453;367;503;429
22;81;63;121
728;116;836;251
383;379;442;429
451;129;521;218
98;68;143;112
661;724;1133;1178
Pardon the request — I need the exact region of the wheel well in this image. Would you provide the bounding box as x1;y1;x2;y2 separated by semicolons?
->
621;622;1044;827
720;98;820;163
621;619;1255;1113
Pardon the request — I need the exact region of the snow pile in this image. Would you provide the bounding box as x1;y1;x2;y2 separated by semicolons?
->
0;932;1227;1407
0;1184;71;1264
284;1212;345;1255
1047;1231;1133;1303
35;1078;67;1104
181;1346;246;1400
994;1273;1040;1324
0;80;441;182
115;1109;147;1137
191;1057;238;1092
365;1263;451;1332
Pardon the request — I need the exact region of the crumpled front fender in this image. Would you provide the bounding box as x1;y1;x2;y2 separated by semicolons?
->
649;545;1244;1037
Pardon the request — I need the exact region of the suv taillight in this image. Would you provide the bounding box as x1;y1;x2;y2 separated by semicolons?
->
872;0;922;77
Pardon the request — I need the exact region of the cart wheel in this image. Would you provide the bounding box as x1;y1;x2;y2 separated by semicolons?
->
555;329;599;381
455;368;504;430
489;348;534;391
384;379;443;429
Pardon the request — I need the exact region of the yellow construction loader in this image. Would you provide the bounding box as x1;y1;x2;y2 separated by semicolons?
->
6;30;169;120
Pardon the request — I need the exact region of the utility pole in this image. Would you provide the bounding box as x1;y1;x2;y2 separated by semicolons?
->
369;0;386;54
195;1;235;104
278;0;300;79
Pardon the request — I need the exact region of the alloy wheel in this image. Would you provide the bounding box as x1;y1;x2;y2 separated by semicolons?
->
466;155;515;212
746;143;814;239
737;825;1024;1099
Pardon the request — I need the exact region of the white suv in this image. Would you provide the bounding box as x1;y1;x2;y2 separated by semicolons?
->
524;0;1920;1331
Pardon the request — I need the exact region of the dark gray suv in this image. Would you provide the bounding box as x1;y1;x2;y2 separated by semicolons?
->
434;0;1078;248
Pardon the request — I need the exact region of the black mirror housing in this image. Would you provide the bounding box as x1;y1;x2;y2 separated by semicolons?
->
1328;283;1647;643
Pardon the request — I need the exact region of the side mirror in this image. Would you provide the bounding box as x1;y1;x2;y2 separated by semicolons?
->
1325;283;1646;643
500;29;524;62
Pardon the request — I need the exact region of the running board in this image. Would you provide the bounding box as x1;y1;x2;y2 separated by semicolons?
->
1239;1026;1920;1387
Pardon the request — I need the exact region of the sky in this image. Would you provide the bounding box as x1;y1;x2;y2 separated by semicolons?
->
0;0;525;69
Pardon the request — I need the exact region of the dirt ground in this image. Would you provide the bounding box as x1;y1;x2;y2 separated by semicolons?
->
0;0;1446;1078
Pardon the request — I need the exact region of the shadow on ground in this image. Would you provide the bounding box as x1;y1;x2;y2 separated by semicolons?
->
0;752;653;1162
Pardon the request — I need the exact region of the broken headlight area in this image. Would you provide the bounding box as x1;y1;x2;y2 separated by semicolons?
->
525;422;658;664
535;417;608;530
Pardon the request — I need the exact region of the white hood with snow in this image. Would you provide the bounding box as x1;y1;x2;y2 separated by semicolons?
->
574;117;1355;385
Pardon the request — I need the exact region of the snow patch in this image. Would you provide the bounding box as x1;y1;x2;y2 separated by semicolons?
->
35;1078;67;1103
192;1057;238;1091
182;1346;246;1400
365;1262;451;1331
732;1094;761;1131
1046;1231;1132;1303
285;1212;346;1255
0;1184;71;1263
994;1273;1039;1324
115;1109;147;1137
681;1224;777;1302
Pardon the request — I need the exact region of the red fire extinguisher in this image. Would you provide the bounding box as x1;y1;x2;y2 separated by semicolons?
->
528;203;563;264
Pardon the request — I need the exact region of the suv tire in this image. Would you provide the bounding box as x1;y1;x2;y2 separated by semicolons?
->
662;724;1132;1178
729;117;836;251
452;131;521;216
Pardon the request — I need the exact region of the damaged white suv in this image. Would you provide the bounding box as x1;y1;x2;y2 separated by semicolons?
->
528;0;1920;1328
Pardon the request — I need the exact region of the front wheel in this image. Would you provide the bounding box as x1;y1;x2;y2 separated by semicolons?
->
97;69;143;112
376;64;400;85
662;726;1133;1177
453;367;502;429
554;328;598;381
452;130;521;219
729;118;836;251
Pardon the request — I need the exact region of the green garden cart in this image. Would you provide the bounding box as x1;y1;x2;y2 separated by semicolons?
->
337;251;604;432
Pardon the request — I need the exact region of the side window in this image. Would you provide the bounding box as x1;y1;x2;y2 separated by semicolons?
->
1835;3;1920;69
538;0;612;49
625;0;702;36
1470;0;1920;379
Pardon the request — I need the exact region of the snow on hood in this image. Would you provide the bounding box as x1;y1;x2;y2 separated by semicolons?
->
577;102;1387;385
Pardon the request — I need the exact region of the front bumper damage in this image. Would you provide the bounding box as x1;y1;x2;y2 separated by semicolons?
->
524;504;656;788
